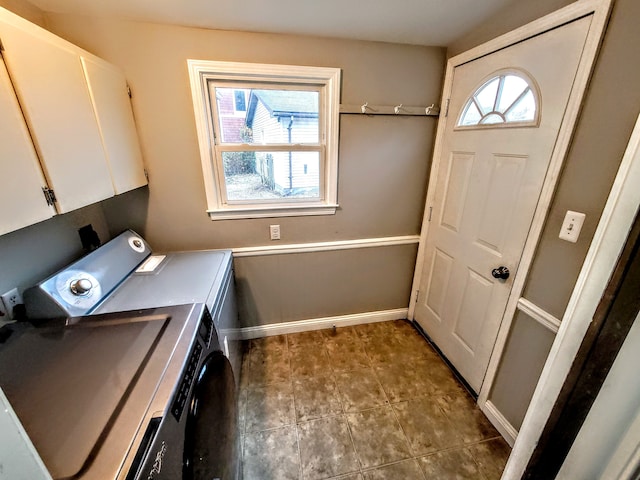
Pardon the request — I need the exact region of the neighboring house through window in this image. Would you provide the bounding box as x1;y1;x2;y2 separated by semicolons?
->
234;90;247;112
187;60;341;220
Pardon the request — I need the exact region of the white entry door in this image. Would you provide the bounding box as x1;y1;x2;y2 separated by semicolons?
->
414;15;592;393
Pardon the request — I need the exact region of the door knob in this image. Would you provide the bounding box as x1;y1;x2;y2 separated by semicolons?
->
491;266;510;280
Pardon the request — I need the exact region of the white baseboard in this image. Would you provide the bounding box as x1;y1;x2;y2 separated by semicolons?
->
238;308;409;340
481;400;518;447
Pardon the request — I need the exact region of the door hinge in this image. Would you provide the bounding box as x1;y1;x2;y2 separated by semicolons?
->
445;99;450;117
428;206;433;222
42;187;57;206
0;37;4;53
414;290;420;303
143;169;149;181
127;84;132;98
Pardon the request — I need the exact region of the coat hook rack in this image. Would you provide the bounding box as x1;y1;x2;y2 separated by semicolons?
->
425;103;438;115
341;102;440;117
360;102;379;114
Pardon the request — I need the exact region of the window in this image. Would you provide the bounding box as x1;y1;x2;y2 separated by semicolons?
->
457;70;540;129
187;60;341;220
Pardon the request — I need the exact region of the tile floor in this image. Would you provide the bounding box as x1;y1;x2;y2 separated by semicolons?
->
238;319;511;480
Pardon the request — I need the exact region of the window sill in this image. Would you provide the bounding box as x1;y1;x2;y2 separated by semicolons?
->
207;204;338;220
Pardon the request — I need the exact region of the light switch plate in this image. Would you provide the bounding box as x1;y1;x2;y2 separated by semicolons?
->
559;210;586;243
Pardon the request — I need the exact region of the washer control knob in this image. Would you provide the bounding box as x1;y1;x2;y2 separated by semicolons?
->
70;278;93;296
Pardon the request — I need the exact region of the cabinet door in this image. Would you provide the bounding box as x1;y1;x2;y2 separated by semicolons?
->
0;58;55;236
81;56;147;194
0;13;114;213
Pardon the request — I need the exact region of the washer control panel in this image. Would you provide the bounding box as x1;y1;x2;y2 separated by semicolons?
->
24;230;152;319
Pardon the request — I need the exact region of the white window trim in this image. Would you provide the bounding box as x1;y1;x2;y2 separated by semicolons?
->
187;60;341;220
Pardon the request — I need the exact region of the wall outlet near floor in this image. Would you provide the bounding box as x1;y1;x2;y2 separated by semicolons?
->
1;288;23;320
270;224;281;240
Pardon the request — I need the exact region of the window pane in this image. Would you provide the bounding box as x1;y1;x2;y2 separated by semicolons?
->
497;75;528;112
223;151;320;201
505;89;536;122
215;87;319;145
460;102;482;126
474;77;500;114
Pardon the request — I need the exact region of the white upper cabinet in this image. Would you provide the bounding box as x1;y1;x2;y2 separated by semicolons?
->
0;7;146;228
0;13;114;213
0;58;55;236
81;56;147;194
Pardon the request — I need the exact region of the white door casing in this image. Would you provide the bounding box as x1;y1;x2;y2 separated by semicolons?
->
504;114;640;479
413;15;593;394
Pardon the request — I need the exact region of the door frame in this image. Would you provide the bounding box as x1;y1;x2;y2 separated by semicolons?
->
408;0;613;432
506;113;640;478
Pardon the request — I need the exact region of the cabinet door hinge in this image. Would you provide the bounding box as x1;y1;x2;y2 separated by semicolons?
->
42;187;57;206
445;99;450;118
127;84;132;98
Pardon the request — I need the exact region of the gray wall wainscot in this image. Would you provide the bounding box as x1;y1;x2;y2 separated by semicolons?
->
0;203;111;296
489;310;556;430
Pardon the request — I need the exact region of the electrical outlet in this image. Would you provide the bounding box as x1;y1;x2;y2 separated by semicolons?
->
270;224;281;240
1;288;23;320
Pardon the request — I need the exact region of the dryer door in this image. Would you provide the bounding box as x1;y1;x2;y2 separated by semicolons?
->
183;352;238;480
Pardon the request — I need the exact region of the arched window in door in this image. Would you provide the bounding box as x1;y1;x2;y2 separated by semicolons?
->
456;70;540;128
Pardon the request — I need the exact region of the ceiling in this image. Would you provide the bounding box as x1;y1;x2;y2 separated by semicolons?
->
27;0;521;46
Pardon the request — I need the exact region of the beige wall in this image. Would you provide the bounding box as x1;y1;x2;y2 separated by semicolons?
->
43;15;443;250
0;0;43;26
39;14;444;326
